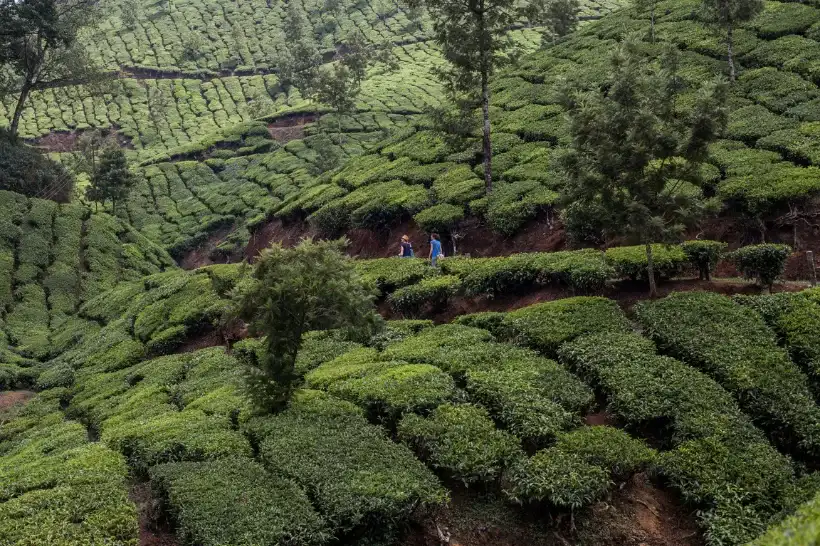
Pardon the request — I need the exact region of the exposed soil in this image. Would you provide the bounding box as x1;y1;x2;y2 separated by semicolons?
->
129;482;179;546
178;225;236;269
28;128;134;153
242;215;564;264
403;475;701;546
0;390;35;411
585;409;617;427
267;114;318;143
174;327;225;354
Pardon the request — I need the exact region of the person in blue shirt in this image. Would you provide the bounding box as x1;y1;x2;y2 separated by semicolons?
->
398;235;413;257
429;233;442;266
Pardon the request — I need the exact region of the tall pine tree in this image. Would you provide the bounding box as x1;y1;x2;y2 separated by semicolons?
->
562;40;728;296
701;0;763;81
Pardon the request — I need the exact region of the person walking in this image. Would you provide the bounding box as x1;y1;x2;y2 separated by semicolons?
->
429;233;442;267
399;235;414;257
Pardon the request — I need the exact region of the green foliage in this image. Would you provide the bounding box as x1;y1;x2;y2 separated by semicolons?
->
681;240;727;280
0;134;75;201
636;291;820;457
562;37;727;295
729;243;791;289
504;426;654;508
413;203;465;233
150;458;329;546
355;257;433;295
750;490;820;546
502;296;631;356
388;275;461;315
398;404;522;483
605;244;689;280
440;250;613;296
230;239;382;411
86;147;138;209
253;405;447;536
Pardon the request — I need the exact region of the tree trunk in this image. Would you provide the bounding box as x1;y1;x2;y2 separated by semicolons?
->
646;242;657;297
727;22;736;82
337;112;343;145
9;81;33;138
481;68;492;194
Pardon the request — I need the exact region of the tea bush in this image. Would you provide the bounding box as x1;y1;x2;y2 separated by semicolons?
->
150;458;329;546
502;297;631;356
559;331;797;543
388;275;461;315
605;244;689;280
504;426;655;509
398;404;522;483
636;291;820;457
355;257;432;295
254;406;447;536
466;357;594;445
681;240;728;280
750;490;820;546
729;244;792;289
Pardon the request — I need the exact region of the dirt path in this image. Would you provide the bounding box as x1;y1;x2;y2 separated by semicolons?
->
129;482;179;546
0;390;35;411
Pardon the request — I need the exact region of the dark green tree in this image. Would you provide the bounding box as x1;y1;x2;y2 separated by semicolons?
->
561;40;728;296
413;0;579;193
230;239;382;412
634;0;658;42
0;0;105;137
278;1;322;95
85;147;137;212
701;0;763;81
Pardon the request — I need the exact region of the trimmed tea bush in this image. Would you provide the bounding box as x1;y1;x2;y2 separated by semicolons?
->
355;258;432;295
504;426;655;509
681;240;727;280
729;244;791;290
605;244;688;280
750;490;820;546
466;357;594;445
414;203;465;234
388;275;461;315
150;458;329;546
502;297;631;356
636;291;820;456
254;407;447;537
398;404;522;483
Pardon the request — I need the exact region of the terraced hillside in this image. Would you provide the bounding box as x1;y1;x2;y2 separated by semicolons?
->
107;0;820;262
3;256;820;545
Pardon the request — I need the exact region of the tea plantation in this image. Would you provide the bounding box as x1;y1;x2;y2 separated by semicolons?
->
3;257;820;544
5;0;820;543
53;0;817;261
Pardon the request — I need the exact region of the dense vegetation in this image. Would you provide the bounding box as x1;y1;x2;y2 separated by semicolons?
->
4;0;820;544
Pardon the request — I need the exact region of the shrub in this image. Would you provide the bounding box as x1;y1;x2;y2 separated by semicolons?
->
729;243;792;290
605;244;689;280
504;426;654;509
355;257;432;295
757;122;820;166
636;291;820;457
681;240;727;280
294;332;364;375
368;319;435;349
150;458;328;546
413;203;465;234
326;363;458;419
254;407;447;537
388;275;461;315
466;357;594;445
502;297;631;356
398;404;522;483
750;490;820;546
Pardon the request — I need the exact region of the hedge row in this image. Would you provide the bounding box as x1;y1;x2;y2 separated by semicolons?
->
504;426;655;509
559;332;798;545
736;290;820;397
636;291;820;458
0;391;139;545
150;458;329;546
249;399;447;540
